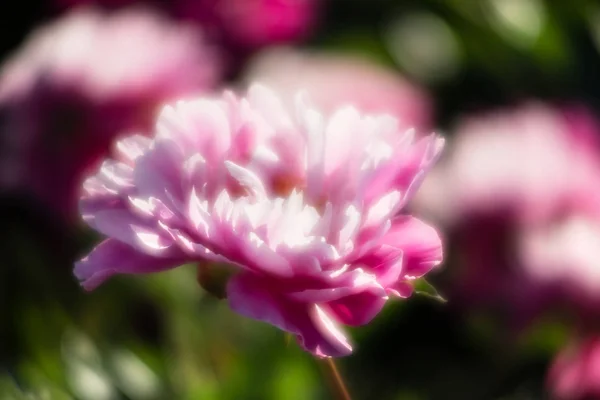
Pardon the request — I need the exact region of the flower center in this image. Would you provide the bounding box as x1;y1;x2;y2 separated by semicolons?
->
271;173;304;197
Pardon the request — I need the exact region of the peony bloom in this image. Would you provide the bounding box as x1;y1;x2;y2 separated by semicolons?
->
54;0;320;51
0;7;221;220
548;336;600;400
413;103;600;325
244;47;432;130
75;85;444;357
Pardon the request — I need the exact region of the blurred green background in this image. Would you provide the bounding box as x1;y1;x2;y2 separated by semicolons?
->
3;0;600;398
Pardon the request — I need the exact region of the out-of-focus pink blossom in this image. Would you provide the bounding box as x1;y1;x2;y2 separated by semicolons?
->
416;104;583;224
54;0;320;51
244;48;432;130
75;84;444;357
0;7;221;220
178;0;319;50
413;103;600;324
548;336;600;400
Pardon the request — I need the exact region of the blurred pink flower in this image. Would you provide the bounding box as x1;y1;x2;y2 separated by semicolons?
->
54;0;320;51
413;103;600;324
177;0;319;50
75;84;444;357
548;336;600;400
244;48;432;130
0;6;221;220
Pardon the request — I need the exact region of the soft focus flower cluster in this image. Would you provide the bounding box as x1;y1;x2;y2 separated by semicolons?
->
413;103;600;399
54;0;319;54
415;103;600;320
75;85;444;357
0;6;220;220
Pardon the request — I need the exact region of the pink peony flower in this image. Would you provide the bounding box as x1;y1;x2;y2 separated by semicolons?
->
75;84;444;357
244;47;432;130
548;336;600;400
0;6;221;220
413;103;600;324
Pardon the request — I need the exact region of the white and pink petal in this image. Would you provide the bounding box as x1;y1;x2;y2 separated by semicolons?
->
227;273;353;357
74;239;185;290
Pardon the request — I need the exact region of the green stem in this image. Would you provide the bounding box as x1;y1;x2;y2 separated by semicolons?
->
319;357;352;400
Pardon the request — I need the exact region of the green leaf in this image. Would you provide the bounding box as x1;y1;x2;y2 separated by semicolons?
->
197;262;238;300
0;377;31;400
412;279;447;303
